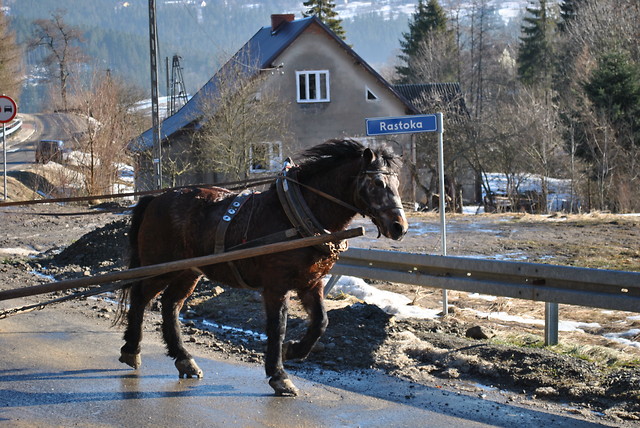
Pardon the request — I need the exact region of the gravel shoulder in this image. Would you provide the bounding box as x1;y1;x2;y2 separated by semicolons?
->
1;204;639;426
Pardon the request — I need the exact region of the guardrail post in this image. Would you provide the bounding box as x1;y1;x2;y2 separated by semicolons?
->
324;275;341;296
544;302;559;346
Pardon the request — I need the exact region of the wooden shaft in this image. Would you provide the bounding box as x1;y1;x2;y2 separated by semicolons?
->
0;227;364;302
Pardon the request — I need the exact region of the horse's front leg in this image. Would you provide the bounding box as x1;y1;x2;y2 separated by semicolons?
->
283;282;328;361
263;290;298;396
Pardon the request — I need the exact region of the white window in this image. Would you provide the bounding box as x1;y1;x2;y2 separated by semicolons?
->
296;70;330;103
249;141;282;173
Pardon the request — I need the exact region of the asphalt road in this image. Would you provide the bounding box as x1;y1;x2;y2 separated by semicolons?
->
4;113;86;171
0;297;609;428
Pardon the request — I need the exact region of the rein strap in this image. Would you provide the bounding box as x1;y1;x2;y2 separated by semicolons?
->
281;175;366;217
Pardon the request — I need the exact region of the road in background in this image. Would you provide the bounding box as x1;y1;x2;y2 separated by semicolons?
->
4;113;86;171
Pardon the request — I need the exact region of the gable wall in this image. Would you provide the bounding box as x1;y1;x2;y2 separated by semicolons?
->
264;23;412;152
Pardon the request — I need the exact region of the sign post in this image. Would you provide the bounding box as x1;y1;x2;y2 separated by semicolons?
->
0;95;18;200
366;112;449;315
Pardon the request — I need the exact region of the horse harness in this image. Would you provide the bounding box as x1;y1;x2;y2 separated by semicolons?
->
275;159;349;256
213;159;352;288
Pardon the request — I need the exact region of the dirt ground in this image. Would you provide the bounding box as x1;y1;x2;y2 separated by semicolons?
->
1;203;639;425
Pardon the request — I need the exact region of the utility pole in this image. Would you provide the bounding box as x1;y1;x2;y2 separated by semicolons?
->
148;0;162;189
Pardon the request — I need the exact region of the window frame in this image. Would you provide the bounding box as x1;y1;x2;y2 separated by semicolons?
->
365;85;379;101
296;70;330;103
249;141;283;174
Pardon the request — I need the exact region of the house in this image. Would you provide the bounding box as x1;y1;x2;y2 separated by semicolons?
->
132;14;433;199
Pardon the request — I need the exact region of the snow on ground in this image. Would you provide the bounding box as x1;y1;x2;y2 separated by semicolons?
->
604;329;640;349
335;1;528;22
482;172;577;212
328;275;440;319
467;293;497;301
48;152;134;196
0;248;38;257
328;275;640;348
470;309;602;333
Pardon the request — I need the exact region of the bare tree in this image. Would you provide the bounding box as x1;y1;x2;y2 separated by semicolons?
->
409;89;469;211
29;9;86;111
409;32;459;83
194;58;289;182
69;70;146;196
513;87;566;212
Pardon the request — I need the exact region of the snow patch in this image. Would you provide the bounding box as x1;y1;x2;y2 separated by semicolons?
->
467;293;498;302
0;247;38;256
328;276;440;319
604;329;640;349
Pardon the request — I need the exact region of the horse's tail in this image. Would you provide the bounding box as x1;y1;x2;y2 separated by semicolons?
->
114;195;155;326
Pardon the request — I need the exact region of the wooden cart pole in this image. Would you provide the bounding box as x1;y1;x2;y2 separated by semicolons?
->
0;227;364;302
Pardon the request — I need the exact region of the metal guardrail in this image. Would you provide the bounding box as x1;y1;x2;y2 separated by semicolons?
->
331;248;640;344
0;118;22;138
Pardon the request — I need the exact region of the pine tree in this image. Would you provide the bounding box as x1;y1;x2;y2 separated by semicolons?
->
396;0;450;83
583;50;640;145
302;0;346;40
517;0;554;87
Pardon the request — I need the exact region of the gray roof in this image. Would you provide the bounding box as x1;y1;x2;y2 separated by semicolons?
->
134;16;418;151
393;83;469;118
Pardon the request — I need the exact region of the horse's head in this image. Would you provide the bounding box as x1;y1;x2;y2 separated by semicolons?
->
355;147;409;240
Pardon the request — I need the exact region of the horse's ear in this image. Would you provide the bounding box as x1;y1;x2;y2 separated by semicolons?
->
363;148;376;167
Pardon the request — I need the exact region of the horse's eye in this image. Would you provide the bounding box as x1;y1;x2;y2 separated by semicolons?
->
374;177;386;188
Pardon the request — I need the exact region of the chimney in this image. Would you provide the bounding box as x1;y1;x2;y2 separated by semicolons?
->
271;14;294;32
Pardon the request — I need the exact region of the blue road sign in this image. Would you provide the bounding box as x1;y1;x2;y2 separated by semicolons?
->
366;114;438;136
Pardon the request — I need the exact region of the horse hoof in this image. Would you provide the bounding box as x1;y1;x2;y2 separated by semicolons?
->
119;352;141;369
175;358;203;378
269;377;299;396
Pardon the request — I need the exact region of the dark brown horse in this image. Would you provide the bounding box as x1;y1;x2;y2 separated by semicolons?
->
118;139;408;395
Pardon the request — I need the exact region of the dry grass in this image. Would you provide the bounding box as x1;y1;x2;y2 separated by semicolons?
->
0;175;42;202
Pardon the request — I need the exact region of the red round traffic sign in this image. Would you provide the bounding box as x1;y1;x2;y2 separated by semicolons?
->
0;95;17;123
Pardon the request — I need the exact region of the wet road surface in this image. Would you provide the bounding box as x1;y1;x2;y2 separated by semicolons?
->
0;300;608;427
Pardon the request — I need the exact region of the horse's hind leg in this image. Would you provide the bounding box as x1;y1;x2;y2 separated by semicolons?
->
161;271;202;378
120;279;164;368
263;289;298;396
283;282;327;361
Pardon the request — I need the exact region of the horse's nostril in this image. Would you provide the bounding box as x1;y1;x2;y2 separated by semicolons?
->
392;221;406;235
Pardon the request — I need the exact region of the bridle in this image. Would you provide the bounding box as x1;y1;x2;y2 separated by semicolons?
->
281;174;365;216
352;169;403;217
276;159;402;241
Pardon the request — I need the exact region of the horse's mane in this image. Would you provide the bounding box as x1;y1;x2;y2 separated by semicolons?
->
296;139;400;180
